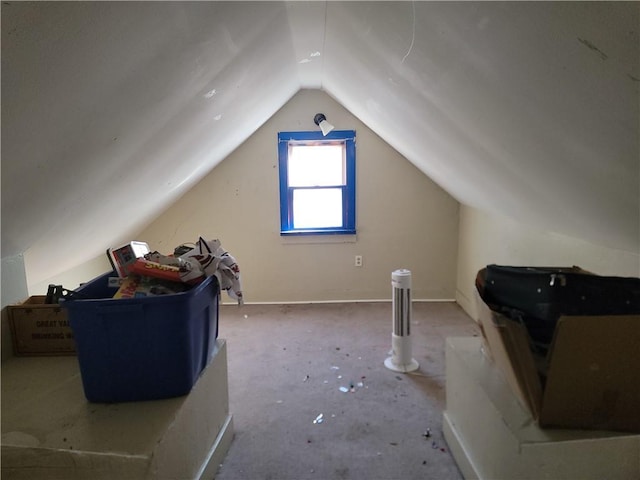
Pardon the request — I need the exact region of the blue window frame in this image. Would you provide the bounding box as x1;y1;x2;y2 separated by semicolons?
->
278;130;356;235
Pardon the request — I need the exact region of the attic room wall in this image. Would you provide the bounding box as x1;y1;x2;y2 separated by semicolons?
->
28;255;112;300
1;255;28;360
456;205;640;320
137;89;460;303
1;255;28;307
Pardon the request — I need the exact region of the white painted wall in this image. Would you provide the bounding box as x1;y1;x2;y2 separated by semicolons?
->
4;3;637;293
1;254;29;360
2;254;28;308
456;205;640;320
24;88;637;307
138;90;460;303
28;255;112;298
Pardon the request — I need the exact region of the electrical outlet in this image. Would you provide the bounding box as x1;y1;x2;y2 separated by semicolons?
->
355;255;363;267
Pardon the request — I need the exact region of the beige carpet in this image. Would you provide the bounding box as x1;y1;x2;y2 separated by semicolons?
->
214;301;481;480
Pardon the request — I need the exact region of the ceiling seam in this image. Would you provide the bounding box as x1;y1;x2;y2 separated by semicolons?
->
320;0;328;90
401;1;416;64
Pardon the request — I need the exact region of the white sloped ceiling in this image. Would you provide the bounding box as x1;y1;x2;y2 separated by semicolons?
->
321;2;639;252
1;1;638;285
2;2;300;284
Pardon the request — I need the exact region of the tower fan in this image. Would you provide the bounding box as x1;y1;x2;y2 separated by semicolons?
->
384;269;419;372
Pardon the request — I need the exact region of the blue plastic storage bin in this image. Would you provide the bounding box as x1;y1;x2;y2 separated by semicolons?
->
62;271;219;403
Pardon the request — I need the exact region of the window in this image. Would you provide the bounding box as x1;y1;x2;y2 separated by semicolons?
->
278;130;356;235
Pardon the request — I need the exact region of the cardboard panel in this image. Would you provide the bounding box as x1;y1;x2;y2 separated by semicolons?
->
475;291;543;419
476;287;640;433
7;296;76;356
541;315;640;432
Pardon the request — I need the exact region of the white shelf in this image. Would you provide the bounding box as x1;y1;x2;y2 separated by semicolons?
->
443;337;639;480
1;339;233;480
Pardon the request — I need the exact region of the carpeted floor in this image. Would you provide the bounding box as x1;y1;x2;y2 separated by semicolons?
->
214;301;481;480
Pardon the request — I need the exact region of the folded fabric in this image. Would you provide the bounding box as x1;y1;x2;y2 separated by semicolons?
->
178;237;244;304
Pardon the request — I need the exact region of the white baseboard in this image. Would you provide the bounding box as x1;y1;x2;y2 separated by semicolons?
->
221;298;456;306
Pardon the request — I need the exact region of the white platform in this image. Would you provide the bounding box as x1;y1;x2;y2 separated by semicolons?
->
1;339;233;480
443;337;639;480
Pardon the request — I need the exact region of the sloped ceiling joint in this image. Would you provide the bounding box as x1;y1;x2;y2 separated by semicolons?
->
285;1;327;90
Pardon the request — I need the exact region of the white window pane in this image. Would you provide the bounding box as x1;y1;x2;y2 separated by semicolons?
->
289;145;344;187
293;189;343;229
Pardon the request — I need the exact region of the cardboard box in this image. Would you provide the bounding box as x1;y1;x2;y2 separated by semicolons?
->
7;296;76;356
476;290;640;433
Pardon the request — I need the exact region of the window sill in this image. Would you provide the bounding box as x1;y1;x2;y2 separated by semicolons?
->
280;232;357;244
280;228;356;236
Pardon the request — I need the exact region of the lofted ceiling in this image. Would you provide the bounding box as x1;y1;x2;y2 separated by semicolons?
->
2;1;638;285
